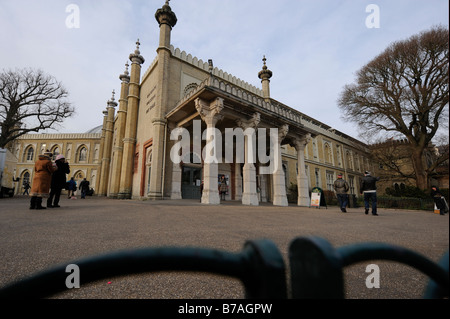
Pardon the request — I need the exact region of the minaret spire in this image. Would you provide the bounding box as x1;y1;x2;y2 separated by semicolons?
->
258;55;273;101
118;40;145;199
98;90;117;196
109;62;131;198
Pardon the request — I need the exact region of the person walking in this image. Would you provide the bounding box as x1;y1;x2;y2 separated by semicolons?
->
431;186;448;215
29;150;57;210
22;181;30;195
79;178;90;199
360;171;380;216
219;175;228;201
333;173;350;213
47;154;70;208
67;177;77;199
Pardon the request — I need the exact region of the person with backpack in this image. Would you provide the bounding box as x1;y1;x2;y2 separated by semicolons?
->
67;177;77;199
79;178;90;199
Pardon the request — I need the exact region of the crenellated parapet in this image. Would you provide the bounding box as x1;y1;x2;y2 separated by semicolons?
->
170;45;263;96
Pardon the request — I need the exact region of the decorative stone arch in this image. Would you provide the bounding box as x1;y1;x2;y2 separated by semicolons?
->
183;83;198;97
72;170;85;186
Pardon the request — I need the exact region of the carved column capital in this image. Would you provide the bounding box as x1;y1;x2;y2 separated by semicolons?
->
278;124;289;141
237;112;260;130
195;97;224;126
293;133;312;151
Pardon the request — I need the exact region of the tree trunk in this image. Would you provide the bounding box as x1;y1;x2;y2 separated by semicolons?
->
410;150;428;190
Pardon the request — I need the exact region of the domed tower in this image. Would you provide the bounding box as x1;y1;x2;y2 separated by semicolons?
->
258;56;273;102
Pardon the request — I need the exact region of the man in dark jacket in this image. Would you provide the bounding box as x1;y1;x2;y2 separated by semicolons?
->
431;186;448;215
360;171;380;216
47;154;70;208
79;178;90;199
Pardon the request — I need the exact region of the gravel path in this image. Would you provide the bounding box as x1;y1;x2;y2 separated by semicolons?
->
0;196;448;299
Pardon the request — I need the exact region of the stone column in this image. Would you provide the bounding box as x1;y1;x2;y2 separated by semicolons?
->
109;63;130;198
237;113;260;206
293;133;312;206
98;91;117;196
96;110;108;192
272;124;289;206
234;163;242;200
169;123;183;200
147;2;177;200
195;97;223;205
118;40;145;199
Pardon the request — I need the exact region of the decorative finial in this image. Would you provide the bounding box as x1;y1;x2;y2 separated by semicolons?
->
129;38;145;64
107;89;118;108
135;39;141;54
155;0;177;28
120;61;131;82
208;59;213;73
258;55;272;80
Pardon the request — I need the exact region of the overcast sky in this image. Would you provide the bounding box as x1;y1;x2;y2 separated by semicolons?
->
1;0;448;140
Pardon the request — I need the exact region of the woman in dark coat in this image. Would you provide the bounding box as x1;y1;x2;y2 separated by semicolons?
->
30;151;57;210
47;154;70;208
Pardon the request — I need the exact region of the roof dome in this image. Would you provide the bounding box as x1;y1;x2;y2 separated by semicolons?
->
85;125;103;134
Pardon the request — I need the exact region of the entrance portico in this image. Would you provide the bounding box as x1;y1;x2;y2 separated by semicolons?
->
166;71;317;206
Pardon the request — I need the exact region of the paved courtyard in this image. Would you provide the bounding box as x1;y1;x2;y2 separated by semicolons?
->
0;195;448;299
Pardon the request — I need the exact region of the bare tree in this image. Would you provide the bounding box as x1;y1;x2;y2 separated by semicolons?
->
338;26;449;189
0;68;75;148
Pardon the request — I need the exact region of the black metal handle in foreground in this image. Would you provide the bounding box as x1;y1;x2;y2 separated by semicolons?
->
288;237;449;299
0;239;287;299
0;236;447;299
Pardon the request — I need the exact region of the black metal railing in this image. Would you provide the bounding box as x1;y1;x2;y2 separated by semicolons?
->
0;236;447;299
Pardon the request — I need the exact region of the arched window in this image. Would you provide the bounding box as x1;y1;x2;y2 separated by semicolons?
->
74;170;85;182
324;143;332;164
51;146;60;160
78;146;87;162
25;146;34;162
22;171;30;186
346;151;353;171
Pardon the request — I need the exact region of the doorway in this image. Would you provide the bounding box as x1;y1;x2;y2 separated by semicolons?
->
181;165;202;199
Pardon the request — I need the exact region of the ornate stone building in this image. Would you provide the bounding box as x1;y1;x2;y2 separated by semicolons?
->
98;1;373;205
9;128;103;195
4;1;374;205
